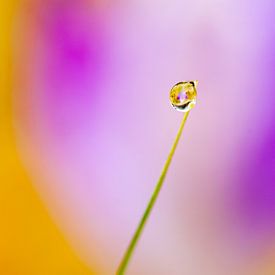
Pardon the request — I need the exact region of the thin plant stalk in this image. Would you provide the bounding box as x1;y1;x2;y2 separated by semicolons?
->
117;111;190;275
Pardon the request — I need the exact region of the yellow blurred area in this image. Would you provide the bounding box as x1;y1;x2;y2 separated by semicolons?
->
0;1;93;274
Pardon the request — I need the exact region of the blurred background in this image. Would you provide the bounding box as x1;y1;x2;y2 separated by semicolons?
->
1;0;275;274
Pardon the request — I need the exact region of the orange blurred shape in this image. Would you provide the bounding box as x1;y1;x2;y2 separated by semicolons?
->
0;1;94;274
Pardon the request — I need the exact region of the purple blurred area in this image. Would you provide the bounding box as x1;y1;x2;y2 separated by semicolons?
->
12;0;275;274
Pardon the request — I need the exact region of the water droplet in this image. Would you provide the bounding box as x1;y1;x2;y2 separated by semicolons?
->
169;81;198;112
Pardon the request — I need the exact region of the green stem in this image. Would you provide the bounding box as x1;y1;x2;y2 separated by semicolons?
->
116;111;190;275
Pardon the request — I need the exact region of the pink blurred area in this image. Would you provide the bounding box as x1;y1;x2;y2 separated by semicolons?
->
10;0;275;274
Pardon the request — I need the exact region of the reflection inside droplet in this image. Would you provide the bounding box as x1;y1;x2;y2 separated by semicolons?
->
169;81;198;112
